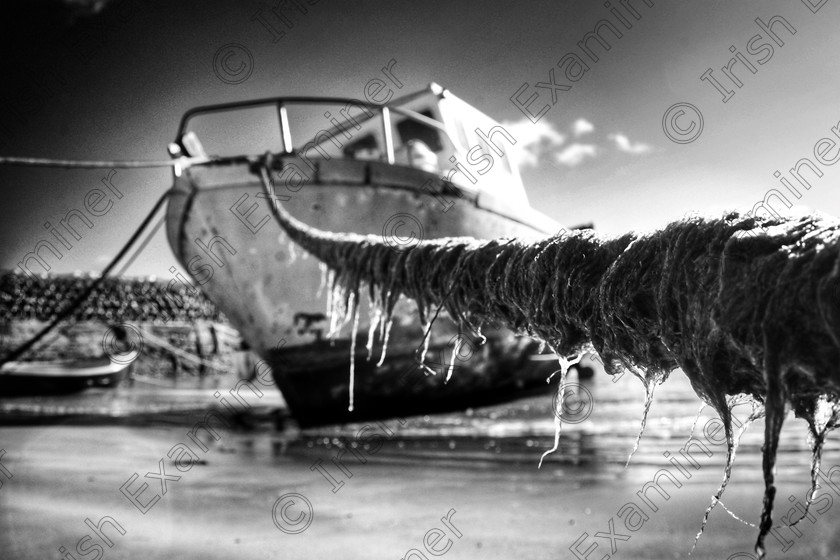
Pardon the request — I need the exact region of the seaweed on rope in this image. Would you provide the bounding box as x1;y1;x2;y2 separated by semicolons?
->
259;160;840;558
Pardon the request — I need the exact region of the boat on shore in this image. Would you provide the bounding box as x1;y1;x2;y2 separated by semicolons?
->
0;356;133;395
164;84;565;426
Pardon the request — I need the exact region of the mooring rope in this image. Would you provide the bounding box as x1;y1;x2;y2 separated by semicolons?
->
258;153;840;558
0;150;219;362
0;190;174;367
0;155;214;169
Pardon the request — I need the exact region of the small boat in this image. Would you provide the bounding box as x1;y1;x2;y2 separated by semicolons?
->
0;356;133;395
164;83;564;426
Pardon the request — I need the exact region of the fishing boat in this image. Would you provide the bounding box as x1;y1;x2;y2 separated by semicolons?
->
164;83;565;426
0;356;132;395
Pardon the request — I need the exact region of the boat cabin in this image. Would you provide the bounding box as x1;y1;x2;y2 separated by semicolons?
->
170;83;531;210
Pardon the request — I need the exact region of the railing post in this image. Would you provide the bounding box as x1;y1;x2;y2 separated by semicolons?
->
381;107;395;164
278;104;293;154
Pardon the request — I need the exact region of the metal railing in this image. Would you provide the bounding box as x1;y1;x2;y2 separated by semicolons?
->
175;96;461;165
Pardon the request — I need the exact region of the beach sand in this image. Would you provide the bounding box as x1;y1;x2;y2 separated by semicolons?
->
2;418;839;560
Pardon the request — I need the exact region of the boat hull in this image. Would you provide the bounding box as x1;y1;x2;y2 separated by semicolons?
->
166;158;560;426
266;334;559;426
0;357;129;396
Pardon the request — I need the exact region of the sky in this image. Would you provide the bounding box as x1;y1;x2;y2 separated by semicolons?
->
2;0;840;279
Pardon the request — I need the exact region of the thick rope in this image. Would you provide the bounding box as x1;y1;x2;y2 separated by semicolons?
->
260;156;840;558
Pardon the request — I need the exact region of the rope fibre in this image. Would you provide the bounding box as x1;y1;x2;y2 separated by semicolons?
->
260;162;840;558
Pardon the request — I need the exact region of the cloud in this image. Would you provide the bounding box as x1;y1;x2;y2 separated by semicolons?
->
501;119;565;167
608;133;652;154
573;118;594;137
497;119;651;169
556;143;597;167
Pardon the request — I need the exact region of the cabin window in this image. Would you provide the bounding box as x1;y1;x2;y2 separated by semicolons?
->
343;134;380;160
396;111;443;153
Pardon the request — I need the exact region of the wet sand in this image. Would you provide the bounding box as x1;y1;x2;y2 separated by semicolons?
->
2;418;840;560
0;369;285;422
3;369;840;559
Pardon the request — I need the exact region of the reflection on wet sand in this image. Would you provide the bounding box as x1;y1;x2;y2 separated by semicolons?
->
2;368;840;559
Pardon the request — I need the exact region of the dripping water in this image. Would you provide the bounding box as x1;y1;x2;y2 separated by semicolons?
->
446;335;463;383
316;262;328;299
686;403;706;441
377;318;394;367
691;397;763;553
347;293;360;412
625;374;661;468
365;288;382;361
789;395;840;526
538;353;580;468
717;501;756;528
